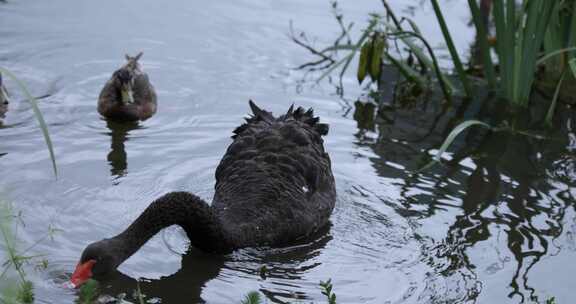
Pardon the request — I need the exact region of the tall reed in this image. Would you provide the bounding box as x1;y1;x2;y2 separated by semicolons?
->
0;68;57;177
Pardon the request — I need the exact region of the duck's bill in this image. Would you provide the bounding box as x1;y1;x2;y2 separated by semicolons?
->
69;259;96;288
120;84;134;104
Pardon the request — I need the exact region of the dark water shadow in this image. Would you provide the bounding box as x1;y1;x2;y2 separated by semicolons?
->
100;249;225;304
92;225;332;303
105;120;141;181
354;86;576;302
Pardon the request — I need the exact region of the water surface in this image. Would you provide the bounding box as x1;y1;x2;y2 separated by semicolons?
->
0;1;574;303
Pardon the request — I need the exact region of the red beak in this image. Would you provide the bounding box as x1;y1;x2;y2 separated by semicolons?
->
70;259;96;288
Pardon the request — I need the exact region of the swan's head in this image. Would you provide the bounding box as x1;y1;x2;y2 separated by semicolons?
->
0;73;9;106
70;239;122;288
112;52;143;105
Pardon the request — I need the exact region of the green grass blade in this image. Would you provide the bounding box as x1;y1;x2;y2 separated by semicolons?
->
537;47;576;65
390;31;455;100
433;120;492;162
397;34;456;94
517;0;556;105
569;57;576;78
546;70;566;125
468;0;497;90
492;0;509;98
317;18;378;84
319;44;356;53
0;68;57;178
240;291;262;304
420;120;492;171
430;0;472;97
386;54;427;88
568;1;576;61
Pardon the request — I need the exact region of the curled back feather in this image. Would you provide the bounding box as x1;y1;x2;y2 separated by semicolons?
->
232;101;329;139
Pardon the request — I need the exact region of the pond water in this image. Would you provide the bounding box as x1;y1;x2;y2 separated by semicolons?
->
0;0;574;303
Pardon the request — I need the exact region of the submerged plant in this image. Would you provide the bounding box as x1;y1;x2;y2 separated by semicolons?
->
240;291;263;304
319;279;337;304
77;279;99;304
0;200;60;304
0;202;34;304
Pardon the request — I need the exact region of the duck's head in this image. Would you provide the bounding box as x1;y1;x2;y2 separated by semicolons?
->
70;239;122;288
112;52;143;105
0;73;9;106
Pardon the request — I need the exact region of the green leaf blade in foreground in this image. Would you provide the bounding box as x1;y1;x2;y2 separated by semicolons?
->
569;58;576;78
467;0;496;90
546;69;566;125
357;41;371;84
369;34;385;82
420;120;492;171
240;291;262;304
0;67;57;178
317;18;377;84
434;120;492;162
430;0;472;98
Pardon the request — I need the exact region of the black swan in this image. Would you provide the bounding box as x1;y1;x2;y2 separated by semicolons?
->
97;52;157;121
70;101;336;287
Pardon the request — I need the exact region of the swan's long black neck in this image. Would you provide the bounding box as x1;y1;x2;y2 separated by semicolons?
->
110;192;228;265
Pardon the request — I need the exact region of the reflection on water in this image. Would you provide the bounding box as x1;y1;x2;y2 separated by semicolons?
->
102;249;225;304
105;120;141;180
357;85;576;302
1;0;575;303
93;227;331;303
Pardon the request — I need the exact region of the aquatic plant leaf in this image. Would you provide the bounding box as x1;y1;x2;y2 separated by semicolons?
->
430;0;471;97
537;47;576;66
467;0;496;90
421;120;492;171
320;44;356;53
317;17;377;84
569;58;576;78
78;279;99;304
546;70;567;125
385;54;426;89
357;41;371;84
240;291;262;304
369;33;386;82
17;280;34;304
0;67;57;178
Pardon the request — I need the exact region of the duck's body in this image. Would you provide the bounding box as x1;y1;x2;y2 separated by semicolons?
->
71;101;335;286
98;53;157;121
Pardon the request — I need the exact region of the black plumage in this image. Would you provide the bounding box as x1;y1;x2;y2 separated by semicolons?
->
76;101;336;277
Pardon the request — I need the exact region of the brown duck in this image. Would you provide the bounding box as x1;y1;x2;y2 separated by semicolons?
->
97;52;157;121
71;101;336;287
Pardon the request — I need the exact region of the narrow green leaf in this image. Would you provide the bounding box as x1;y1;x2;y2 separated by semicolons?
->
468;0;497;90
319;44;356;53
431;0;472;97
537;47;576;66
0;67;57;178
546;70;566;125
369;34;386;82
420;120;492;171
317;54;353;83
397;33;456;94
386;54;426;88
357;41;371;84
436;120;492;161
240;291;262;304
317;18;378;84
569;57;576;78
